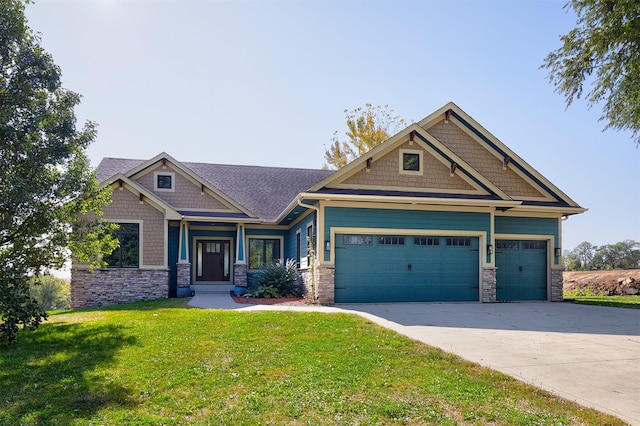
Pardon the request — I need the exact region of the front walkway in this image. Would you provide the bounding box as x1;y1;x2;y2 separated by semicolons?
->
189;293;640;425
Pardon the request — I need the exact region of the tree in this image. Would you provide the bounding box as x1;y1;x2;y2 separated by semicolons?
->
593;240;640;269
324;104;406;169
0;0;116;345
28;275;70;311
568;241;597;270
542;1;640;146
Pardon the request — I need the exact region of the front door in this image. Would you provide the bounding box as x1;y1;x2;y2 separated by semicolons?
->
196;240;230;282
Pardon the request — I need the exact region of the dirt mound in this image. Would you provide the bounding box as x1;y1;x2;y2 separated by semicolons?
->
563;269;640;296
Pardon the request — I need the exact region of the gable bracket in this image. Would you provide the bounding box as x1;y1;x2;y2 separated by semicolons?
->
444;109;451;124
450;162;457;176
503;156;511;170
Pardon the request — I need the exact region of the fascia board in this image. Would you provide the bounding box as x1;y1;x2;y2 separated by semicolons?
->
299;192;522;209
307;125;416;192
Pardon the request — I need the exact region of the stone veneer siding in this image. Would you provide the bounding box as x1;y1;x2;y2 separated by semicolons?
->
234;264;248;287
315;264;335;305
482;267;497;302
551;269;563;302
71;268;169;308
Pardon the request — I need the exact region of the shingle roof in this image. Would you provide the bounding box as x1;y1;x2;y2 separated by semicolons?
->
96;157;333;221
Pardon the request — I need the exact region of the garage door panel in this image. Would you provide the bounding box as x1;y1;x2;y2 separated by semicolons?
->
496;240;547;301
335;235;479;303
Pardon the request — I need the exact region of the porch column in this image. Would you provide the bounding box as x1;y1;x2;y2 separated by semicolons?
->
234;223;248;288
176;220;191;297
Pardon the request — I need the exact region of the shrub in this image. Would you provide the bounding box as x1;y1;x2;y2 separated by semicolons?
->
250;259;301;298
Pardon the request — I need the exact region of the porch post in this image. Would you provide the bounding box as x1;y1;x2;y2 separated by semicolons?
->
176;220;191;297
234;223;248;288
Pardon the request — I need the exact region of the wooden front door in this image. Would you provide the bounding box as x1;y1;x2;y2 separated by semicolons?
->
196;240;230;282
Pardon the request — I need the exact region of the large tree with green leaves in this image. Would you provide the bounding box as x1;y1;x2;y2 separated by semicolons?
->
542;0;640;145
1;0;115;344
324;104;406;169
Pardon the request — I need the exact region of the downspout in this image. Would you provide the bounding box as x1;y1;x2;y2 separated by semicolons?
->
297;196;321;301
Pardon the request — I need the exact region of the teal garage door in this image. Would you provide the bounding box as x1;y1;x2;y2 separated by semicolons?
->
495;240;547;301
334;235;479;303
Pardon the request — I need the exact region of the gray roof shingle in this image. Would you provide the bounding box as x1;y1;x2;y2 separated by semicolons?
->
96;157;333;221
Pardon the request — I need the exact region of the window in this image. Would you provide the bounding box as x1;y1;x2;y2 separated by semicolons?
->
379;236;405;245
399;149;423;175
295;231;301;267
524;241;546;250
248;238;281;269
497;240;519;250
415;237;440;246
154;171;175;191
403;153;420;171
306;223;315;257
446;238;471;247
343;235;372;245
104;223;139;268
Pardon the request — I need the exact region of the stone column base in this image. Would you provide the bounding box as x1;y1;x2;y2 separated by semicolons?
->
482;267;497;303
234;264;248;288
316;264;335;305
551;269;563;301
177;263;191;297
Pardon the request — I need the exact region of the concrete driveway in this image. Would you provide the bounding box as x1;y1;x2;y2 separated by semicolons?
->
190;294;640;424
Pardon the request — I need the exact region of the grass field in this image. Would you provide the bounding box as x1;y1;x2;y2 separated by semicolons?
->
0;299;625;425
564;294;640;309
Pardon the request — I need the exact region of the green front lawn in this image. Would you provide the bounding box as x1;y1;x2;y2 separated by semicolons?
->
1;299;623;425
565;294;640;309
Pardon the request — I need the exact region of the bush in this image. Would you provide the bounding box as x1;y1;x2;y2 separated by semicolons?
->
250;259;301;298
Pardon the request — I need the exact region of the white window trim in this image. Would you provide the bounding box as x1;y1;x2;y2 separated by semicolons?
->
154;171;175;192
399;149;423;176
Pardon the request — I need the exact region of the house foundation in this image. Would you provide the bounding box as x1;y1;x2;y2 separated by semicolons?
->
71;268;169;308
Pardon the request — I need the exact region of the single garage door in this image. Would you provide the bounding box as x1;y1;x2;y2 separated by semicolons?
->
334;234;479;303
495;240;547;301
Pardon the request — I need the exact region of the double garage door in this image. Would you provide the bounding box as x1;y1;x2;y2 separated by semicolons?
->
334;234;480;303
334;234;549;303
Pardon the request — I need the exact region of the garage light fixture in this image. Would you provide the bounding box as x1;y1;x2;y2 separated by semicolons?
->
487;244;493;255
325;240;331;251
555;248;562;257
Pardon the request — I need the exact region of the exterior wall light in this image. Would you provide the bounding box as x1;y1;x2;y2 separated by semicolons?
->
487;244;493;255
325;240;331;251
555;248;562;257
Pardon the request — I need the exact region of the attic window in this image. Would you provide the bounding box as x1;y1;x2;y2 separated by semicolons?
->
154;171;175;192
399;149;423;176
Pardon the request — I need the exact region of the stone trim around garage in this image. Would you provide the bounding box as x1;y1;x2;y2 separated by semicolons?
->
71;268;169;308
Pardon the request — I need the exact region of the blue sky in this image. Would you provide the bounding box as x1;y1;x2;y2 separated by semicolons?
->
25;0;639;252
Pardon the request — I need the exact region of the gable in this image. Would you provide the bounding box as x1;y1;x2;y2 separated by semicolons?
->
132;163;234;211
426;121;549;200
333;140;479;195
